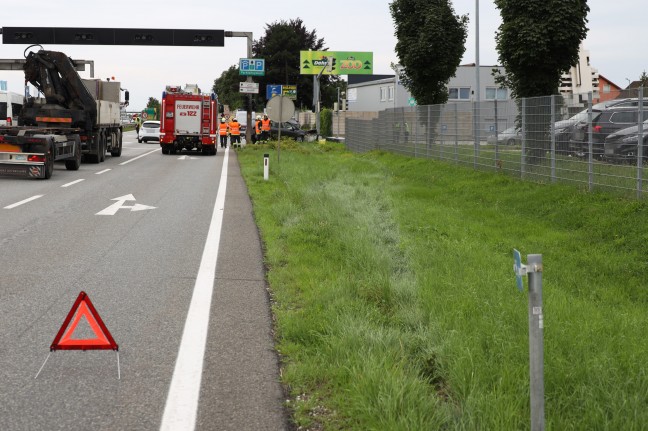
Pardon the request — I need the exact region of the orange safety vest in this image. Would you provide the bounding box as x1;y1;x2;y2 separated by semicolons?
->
261;118;271;132
219;122;228;136
255;120;262;134
229;121;240;135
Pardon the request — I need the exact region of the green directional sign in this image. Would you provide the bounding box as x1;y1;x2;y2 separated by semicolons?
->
300;51;373;75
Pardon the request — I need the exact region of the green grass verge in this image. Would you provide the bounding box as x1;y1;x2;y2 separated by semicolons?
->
237;141;648;430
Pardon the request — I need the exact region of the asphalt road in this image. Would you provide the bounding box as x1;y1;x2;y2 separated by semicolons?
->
0;131;287;430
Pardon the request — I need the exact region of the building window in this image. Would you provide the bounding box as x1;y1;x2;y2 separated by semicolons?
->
603;84;611;93
449;87;471;100
380;86;387;102
388;85;394;101
485;87;508;100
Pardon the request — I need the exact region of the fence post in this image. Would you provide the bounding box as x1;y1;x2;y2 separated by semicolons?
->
637;87;644;198
550;95;556;182
494;99;499;168
588;92;593;192
527;254;545;431
521;98;526;178
454;103;459;163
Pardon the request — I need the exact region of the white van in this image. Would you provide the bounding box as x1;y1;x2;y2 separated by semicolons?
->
0;91;23;126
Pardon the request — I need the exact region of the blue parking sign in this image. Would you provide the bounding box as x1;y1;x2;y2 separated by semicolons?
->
240;58;265;76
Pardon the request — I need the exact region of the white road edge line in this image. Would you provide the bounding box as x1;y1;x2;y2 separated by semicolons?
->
119;148;159;165
160;148;229;431
4;194;44;209
61;179;85;188
96;169;111;175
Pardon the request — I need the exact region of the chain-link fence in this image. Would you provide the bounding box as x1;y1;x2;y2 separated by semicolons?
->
345;88;648;199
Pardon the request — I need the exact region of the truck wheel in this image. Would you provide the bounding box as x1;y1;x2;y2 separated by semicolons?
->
99;133;106;163
65;138;82;170
110;130;122;157
43;143;54;179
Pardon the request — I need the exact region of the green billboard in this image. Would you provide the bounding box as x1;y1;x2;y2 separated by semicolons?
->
300;51;373;75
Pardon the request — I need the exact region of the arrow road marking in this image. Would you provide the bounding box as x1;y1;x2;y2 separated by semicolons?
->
96;194;157;215
177;155;199;160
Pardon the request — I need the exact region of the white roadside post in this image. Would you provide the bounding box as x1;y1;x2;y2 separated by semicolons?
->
264;153;269;181
514;249;545;431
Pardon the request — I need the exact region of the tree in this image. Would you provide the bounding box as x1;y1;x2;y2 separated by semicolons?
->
212;65;246;111
494;0;589;99
494;0;589;164
638;71;648;89
146;97;160;120
390;0;468;105
252;18;340;110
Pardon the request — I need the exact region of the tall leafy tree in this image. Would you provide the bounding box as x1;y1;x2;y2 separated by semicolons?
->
212;65;246;111
252;18;339;110
494;0;589;164
494;0;589;98
390;0;468;105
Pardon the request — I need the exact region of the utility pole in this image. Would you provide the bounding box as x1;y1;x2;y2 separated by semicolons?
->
313;57;329;140
225;31;253;144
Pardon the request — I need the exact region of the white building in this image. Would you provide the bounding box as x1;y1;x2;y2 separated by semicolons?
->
559;44;599;99
347;64;510;112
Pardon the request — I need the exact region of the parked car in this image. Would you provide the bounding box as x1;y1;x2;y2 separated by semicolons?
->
569;98;648;158
487;126;521;146
270;120;308;142
138;120;160;143
603;119;648;163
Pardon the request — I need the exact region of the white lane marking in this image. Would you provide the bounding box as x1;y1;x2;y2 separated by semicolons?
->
96;194;156;216
61;179;85;188
96;169;111;175
4;195;44;209
160;148;229;431
119;148;159;165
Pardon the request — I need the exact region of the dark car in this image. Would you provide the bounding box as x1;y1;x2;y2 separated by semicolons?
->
569;99;648;158
603;120;648;163
270;120;308;142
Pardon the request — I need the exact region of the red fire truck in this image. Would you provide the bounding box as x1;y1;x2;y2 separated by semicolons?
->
159;85;218;155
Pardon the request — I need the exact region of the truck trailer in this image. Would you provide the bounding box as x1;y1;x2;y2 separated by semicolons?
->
0;47;126;179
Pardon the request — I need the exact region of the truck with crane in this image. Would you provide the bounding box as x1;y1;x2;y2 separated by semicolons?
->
0;46;126;179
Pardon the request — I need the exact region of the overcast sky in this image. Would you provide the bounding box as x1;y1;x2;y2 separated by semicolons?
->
1;1;642;111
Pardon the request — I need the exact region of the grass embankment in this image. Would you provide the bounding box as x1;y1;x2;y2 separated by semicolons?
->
237;141;648;430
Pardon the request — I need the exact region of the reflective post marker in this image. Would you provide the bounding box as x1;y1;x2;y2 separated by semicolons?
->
514;250;545;431
264;153;269;181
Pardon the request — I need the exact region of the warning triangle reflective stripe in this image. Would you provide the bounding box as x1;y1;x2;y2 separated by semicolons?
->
50;291;118;351
58;302;111;347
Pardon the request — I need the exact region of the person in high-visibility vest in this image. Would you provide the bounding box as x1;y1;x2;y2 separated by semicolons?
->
229;117;241;148
260;114;271;142
219;118;229;148
253;115;262;144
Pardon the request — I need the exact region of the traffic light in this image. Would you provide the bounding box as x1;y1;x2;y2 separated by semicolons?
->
243;96;250;111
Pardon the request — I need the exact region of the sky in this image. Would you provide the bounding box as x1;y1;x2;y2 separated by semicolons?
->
0;1;643;111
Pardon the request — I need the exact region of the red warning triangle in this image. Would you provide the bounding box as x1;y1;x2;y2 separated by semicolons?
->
50;291;118;351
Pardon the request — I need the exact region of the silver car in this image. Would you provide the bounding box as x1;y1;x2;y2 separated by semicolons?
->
487;127;521;146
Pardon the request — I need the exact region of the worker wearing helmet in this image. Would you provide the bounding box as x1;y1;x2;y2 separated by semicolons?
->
260;114;271;143
253;115;262;144
219;117;229;148
229;117;241;148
